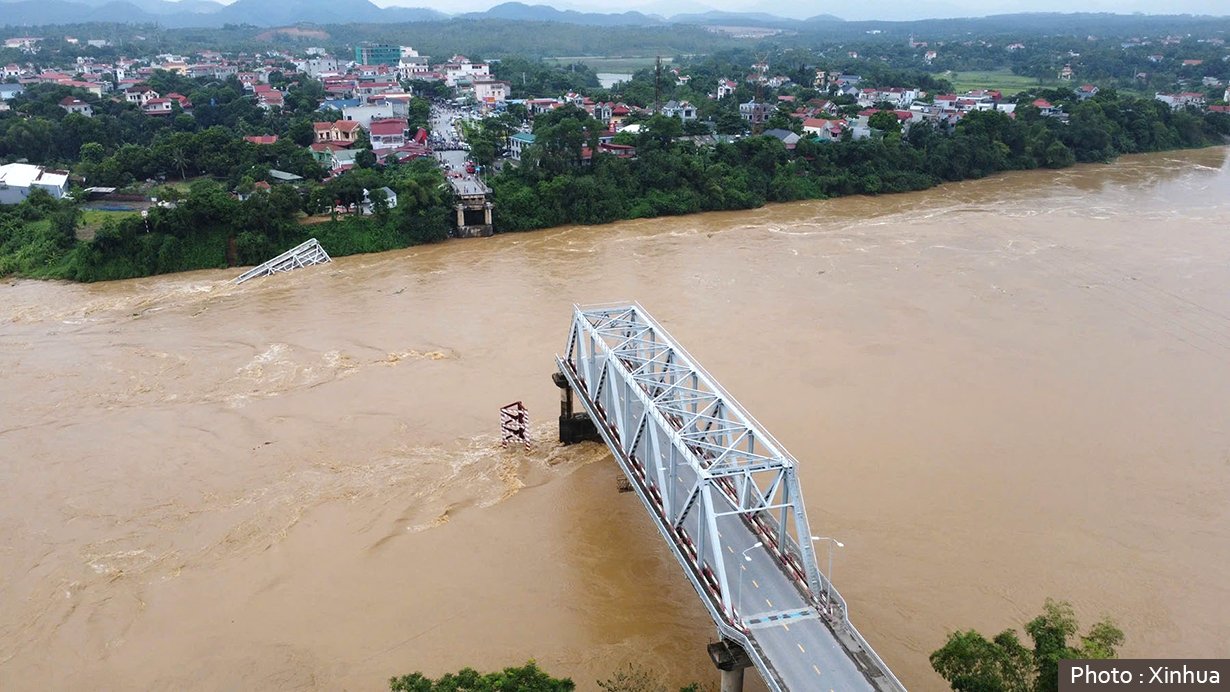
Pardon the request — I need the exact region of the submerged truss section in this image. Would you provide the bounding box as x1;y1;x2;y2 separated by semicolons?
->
233;238;331;284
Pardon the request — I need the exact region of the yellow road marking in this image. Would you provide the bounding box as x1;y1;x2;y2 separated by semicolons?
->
726;545;733;553
783;623;790;631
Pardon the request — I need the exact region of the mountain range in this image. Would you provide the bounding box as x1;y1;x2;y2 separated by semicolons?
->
0;0;843;29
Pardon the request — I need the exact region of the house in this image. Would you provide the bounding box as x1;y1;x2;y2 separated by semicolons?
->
342;103;394;129
716;78;736;99
1075;84;1099;101
309;141;351;166
762;128;800;149
124;86;159;106
369;118;408;150
0;83;24;101
4;37;42;52
1182;59;1204;67
59;97;93;116
1032;99;1060;116
1058;64;1073;81
257;90;285;109
244;135;279;145
739;100;772;125
597;142;636;158
856;87;919;109
660;100;697;121
360;187;398;215
142;98;176;115
439;55;490;87
4;63;25;79
802;118;844;141
924;50;937;64
1155;92;1207;109
0;163;70;204
509;132;536;161
314;120;363;144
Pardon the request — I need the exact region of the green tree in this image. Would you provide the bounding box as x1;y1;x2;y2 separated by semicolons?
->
389;661;573;691
931;599;1124;692
868;111;902;134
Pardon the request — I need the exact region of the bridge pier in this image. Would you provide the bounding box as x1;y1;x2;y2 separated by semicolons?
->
707;640;753;692
552;371;600;444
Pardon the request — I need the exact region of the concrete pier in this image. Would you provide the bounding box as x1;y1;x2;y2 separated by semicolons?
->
552;371;600;444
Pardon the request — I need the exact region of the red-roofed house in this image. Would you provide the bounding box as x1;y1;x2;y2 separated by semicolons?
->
313;120;362;144
1032;98;1058;116
258;90;285;109
368;118;407;150
59;96;92;116
802;118;845;141
244;135;279;145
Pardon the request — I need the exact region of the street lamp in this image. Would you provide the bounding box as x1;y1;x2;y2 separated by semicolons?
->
811;535;844;608
736;541;762;624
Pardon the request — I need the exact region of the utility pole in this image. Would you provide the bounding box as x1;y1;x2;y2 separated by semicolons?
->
654;55;662;114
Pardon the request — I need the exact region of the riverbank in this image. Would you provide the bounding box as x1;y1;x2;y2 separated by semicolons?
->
2;112;1227;284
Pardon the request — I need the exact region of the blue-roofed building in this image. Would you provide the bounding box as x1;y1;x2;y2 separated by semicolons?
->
508;132;535;161
317;98;361;112
0;83;25;101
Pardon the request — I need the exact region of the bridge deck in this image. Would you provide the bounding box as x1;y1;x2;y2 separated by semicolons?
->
557;302;903;692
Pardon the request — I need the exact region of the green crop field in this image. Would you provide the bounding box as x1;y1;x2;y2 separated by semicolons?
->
943;69;1053;94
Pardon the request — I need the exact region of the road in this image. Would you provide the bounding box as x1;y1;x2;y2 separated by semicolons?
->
666;439;876;690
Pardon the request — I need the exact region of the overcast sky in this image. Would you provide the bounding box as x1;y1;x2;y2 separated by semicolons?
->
362;0;1230;21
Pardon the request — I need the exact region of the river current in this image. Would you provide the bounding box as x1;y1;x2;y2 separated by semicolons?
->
2;148;1229;690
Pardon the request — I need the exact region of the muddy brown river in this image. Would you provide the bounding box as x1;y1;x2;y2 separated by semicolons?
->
3;149;1229;691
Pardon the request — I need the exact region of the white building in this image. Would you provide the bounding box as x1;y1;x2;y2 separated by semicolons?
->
342;103;395;129
0;163;70;204
472;79;509;104
294;56;339;78
441;55;490;87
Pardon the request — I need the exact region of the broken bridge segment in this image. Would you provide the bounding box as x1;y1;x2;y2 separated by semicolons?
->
233;238;331;284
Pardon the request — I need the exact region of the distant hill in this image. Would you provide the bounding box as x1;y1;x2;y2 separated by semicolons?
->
668;10;802;26
463;2;662;26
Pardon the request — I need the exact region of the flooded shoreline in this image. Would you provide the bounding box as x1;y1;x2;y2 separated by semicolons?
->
2;147;1229;690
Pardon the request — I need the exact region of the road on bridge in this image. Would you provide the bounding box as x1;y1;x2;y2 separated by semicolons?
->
671;456;875;690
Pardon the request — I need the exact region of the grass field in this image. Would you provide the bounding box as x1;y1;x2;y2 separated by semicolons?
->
77;209;140;241
544;56;669;72
944;69;1053;95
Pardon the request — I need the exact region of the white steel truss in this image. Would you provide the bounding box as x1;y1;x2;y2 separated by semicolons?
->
556;303;904;692
558;303;828;614
233;238;331;284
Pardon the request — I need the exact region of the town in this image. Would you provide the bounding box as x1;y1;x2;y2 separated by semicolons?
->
1;17;1228;280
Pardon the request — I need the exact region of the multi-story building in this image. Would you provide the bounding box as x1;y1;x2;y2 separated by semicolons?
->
354;44;400;67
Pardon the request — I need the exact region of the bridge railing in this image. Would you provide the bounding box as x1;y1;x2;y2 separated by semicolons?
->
557;302;906;692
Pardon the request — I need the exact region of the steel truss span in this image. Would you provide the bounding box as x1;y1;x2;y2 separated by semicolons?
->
556;302;905;692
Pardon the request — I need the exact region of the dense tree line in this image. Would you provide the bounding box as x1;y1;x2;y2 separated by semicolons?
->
0;158;451;282
491;93;1229;234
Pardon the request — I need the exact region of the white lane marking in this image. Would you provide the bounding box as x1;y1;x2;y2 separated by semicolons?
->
797;643;806;653
726;545;733;553
812;664;821;675
766;598;773;608
752;579;759;588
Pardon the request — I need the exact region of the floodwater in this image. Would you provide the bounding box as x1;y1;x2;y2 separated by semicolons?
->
2;148;1229;691
597;72;633;89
